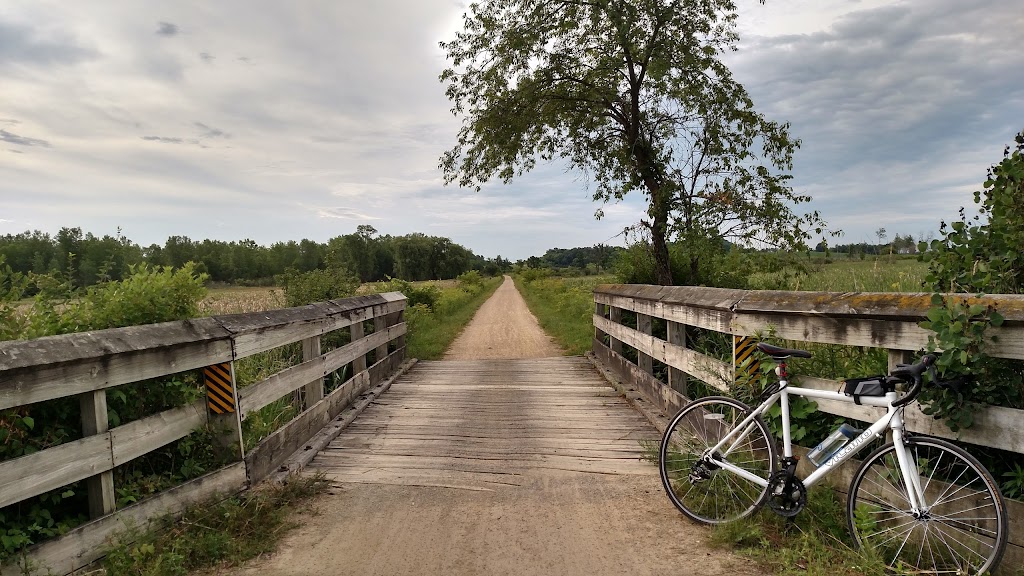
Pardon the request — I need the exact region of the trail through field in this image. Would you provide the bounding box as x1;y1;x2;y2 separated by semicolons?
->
443;275;562;359
228;276;758;576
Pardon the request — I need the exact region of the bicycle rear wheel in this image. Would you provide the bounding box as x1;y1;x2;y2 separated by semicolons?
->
659;396;776;524
847;437;1007;575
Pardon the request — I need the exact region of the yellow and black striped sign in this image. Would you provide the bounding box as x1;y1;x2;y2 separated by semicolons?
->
204;362;236;414
734;336;761;383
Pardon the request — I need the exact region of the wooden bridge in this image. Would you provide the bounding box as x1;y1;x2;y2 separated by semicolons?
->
2;280;1024;574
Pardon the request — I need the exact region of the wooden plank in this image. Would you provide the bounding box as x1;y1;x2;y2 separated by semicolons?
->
733;290;1024;322
731;311;936;352
79;390;115;518
323;324;405;375
595;293;734;333
0;318;232;410
1;462;247;576
214;294;405;360
0;433;113;509
110;398;208;467
237;356;327;419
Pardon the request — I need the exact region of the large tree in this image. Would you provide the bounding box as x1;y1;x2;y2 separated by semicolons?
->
440;0;825;285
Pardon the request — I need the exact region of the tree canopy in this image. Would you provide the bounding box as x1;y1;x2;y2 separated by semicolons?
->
441;0;826;285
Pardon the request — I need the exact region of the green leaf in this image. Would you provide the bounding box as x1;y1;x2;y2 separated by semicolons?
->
21;416;34;430
990;311;1005;327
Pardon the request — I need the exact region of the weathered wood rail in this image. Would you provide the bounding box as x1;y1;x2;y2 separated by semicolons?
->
591;284;1024;571
0;292;407;575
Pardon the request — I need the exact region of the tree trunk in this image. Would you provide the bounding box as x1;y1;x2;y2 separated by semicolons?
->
649;184;673;286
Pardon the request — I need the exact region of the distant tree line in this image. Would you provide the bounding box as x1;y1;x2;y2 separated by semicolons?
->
0;225;507;289
520;244;622;274
814;229;926;258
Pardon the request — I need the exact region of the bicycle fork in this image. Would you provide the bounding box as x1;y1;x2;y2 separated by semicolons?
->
889;411;928;516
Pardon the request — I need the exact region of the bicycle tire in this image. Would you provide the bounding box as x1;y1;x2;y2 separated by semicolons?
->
847;436;1007;575
659;396;777;524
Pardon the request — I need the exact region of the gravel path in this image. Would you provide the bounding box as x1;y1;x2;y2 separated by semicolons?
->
444;275;562;359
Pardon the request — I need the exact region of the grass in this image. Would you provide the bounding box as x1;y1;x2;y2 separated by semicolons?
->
514;274;614;355
100;474;332;576
707;488;888;576
400;277;503;359
750;256;928;292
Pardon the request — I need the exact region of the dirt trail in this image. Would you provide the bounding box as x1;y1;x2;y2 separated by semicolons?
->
226;276;758;576
444;275;561;359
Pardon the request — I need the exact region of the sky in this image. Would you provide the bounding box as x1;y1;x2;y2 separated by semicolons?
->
1;0;1022;260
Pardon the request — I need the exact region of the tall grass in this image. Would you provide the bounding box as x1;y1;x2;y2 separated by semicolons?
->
514;275;614;355
750;257;927;292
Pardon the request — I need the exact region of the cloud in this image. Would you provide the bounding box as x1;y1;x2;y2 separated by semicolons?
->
199;52;214;63
726;0;1024;237
155;22;179;36
0;129;51;147
0;20;96;67
7;149;25;154
140;136;184;144
315;206;380;220
195;122;230;139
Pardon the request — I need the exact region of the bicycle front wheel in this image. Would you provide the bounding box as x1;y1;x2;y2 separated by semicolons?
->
659;396;776;524
847;437;1007;575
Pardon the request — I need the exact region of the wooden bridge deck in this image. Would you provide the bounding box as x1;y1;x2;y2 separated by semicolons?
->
309;356;658;490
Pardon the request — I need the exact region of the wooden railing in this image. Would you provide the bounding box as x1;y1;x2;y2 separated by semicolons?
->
591;284;1024;571
0;292;407;575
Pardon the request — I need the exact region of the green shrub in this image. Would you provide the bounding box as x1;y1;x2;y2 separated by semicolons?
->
379;277;442;310
278;266;360;307
456;270;483;292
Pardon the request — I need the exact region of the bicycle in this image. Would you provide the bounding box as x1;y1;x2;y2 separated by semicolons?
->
658;342;1007;575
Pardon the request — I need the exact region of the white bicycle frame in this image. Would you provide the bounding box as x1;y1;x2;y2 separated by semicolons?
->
704;374;929;514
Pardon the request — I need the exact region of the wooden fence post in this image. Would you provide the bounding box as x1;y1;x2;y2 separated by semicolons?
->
594;302;607;343
302;336;324;409
609;306;623;354
351;321;367;374
667;321;687;397
887;349;915;374
79;390;115;518
373;311;389;365
637;313;653;375
204;362;245;464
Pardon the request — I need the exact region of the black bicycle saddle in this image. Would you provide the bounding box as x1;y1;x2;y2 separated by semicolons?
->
756;342;812;359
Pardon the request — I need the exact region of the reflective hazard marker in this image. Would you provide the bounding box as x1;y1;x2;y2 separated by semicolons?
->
204;362;236;414
734;336;761;383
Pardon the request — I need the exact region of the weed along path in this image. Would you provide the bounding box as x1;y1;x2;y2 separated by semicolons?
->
231;276;757;576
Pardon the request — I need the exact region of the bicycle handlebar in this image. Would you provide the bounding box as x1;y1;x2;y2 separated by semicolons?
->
890;354;938;408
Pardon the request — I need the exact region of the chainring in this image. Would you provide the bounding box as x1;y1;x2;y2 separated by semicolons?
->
766;471;807;518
